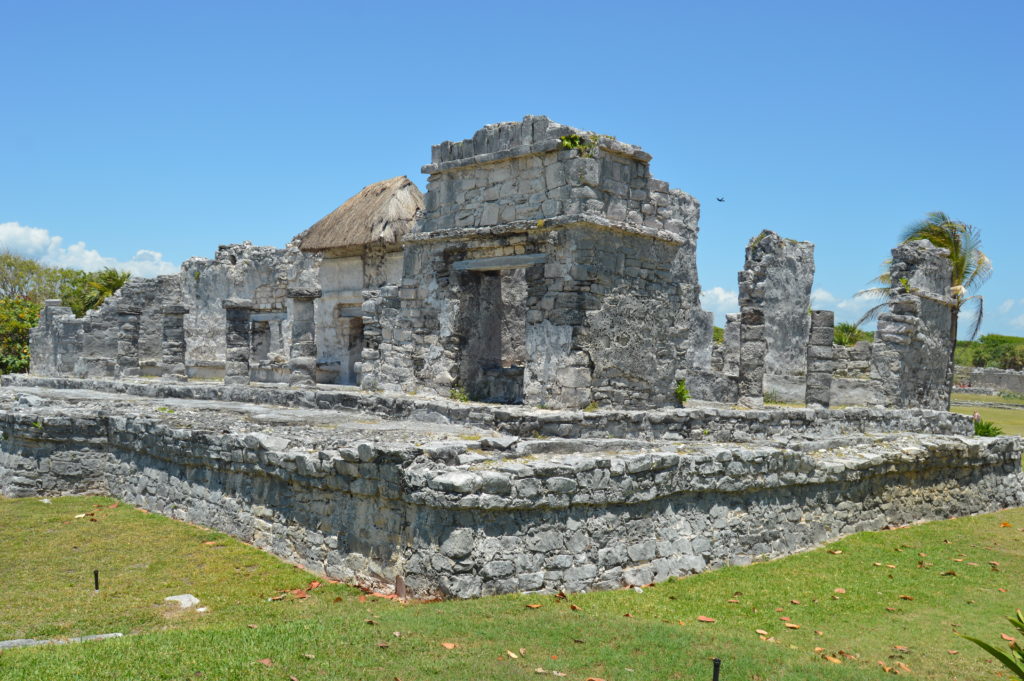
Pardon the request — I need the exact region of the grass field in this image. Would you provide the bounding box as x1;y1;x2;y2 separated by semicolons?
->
951;391;1024;435
1;495;1023;680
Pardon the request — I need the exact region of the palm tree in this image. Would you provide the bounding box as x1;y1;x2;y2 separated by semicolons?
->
84;267;132;310
857;212;992;346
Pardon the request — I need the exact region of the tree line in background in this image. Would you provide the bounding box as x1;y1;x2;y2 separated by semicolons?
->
956;335;1024;371
0;253;131;373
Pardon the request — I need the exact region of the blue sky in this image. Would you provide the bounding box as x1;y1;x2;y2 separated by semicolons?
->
2;1;1021;336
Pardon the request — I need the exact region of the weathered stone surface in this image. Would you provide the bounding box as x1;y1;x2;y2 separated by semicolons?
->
0;384;1019;600
869;240;955;410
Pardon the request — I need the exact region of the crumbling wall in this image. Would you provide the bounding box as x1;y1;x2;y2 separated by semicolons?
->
180;243;318;377
738;231;814;402
870;239;955;410
27;274;183;379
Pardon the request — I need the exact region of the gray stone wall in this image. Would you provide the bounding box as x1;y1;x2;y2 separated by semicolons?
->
1;392;1020;599
834;341;873;378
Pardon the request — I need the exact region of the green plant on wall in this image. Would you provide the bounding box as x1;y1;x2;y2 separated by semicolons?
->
674;379;689;406
559;134;611;159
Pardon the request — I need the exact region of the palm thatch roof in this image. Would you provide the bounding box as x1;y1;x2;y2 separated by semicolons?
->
294;176;423;253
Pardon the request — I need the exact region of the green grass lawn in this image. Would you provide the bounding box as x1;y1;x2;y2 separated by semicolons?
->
1;496;1023;680
951;391;1024;435
952;392;1024;407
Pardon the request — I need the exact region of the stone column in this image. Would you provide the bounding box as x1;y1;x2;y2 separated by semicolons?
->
222;299;253;386
287;287;321;387
115;305;142;378
805;310;835;408
161;305;189;382
723;312;740;376
737;307;766;407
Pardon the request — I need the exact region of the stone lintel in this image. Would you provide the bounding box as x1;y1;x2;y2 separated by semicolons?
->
403;214;685;246
161;305;189;315
221;298;254;310
286;287;323;300
452;254;547;272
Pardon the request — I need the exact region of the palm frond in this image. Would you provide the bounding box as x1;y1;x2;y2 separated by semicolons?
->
961;295;985;341
856;301;890;328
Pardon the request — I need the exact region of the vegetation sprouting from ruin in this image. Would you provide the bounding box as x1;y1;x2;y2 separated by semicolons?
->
0;253;131;372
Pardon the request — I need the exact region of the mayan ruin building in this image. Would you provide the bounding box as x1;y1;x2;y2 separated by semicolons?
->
3;116;1022;598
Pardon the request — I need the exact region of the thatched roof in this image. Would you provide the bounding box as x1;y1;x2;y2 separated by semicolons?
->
294;176;423;252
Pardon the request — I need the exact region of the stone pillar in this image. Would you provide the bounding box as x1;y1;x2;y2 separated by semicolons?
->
161;305;189;382
287;287;321;387
805;310;835;408
115;305;142;378
723;313;740;376
737;307;766;407
222;299;253;386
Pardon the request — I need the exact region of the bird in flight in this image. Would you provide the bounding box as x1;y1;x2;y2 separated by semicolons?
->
716;196;725;202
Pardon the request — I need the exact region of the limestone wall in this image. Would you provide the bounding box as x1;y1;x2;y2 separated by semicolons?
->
2;395;1020;598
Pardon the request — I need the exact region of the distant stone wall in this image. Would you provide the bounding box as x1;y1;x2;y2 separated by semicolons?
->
2;397;1020;598
956;366;1024;394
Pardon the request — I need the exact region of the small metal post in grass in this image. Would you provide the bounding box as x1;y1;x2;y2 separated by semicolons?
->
93;569;99;592
712;657;721;680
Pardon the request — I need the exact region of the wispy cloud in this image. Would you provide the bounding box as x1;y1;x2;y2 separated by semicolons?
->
999;299;1016;315
0;221;178;277
700;286;738;325
810;287;874;324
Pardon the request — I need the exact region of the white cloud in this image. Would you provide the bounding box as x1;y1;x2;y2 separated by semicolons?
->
810;288;838;306
999;299;1016;315
1011;314;1024;330
700;286;739;325
0;221;178;277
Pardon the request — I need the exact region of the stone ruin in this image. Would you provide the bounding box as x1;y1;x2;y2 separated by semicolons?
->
3;116;1021;598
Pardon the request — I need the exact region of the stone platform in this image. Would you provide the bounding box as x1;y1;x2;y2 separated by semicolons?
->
1;377;1021;598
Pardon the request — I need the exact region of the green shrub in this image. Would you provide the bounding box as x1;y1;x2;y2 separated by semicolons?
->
674;379;689;406
712;326;725;344
449;385;469;402
974;419;1004;437
834;322;873;346
960;609;1024;679
959;334;1024;370
0;297;42;374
